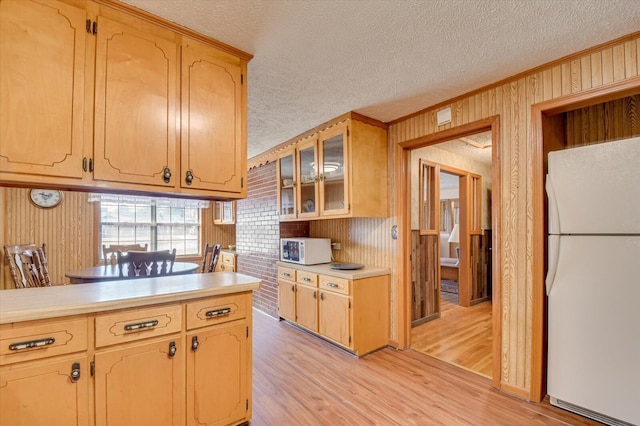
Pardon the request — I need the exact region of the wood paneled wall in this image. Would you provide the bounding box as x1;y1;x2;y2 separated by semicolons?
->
565;94;640;146
388;34;640;397
1;187;235;289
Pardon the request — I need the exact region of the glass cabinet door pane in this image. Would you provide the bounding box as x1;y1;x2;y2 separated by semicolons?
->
279;153;295;216
321;133;346;212
298;144;317;214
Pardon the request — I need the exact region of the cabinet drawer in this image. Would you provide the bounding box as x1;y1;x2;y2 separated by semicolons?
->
221;253;235;267
297;271;318;286
277;266;296;281
0;318;87;365
95;304;182;348
319;275;350;295
186;293;248;330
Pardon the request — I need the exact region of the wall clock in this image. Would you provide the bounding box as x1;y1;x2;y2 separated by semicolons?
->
29;189;63;209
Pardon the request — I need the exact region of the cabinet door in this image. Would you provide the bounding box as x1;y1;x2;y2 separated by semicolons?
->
0;356;89;426
93;12;178;188
0;0;87;180
297;138;319;218
186;322;249;426
278;280;296;321
319;291;351;348
277;149;297;219
296;284;318;332
94;338;182;426
181;39;245;194
319;124;349;216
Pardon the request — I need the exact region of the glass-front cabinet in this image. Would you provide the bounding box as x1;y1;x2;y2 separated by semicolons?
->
318;124;349;216
297;137;319;218
277;149;297;219
276;114;388;221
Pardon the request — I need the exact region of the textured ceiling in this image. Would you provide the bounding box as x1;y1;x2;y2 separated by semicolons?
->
120;0;640;158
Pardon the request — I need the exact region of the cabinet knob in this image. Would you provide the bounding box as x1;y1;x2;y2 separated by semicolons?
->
70;362;81;382
163;167;172;183
291;285;295;292
168;341;177;358
191;335;199;351
185;170;194;185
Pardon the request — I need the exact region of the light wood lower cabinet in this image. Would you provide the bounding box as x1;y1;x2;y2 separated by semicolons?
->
0;291;252;426
277;266;389;356
0;355;89;426
215;251;236;272
0;316;89;425
277;267;296;322
94;337;183;426
186;322;249;426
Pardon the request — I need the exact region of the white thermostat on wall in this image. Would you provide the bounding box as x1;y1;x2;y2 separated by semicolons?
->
437;107;452;126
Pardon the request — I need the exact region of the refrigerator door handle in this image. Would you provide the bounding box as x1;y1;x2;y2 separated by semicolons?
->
546;234;560;295
546;174;560;235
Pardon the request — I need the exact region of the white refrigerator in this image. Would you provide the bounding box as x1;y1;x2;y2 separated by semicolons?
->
546;136;640;426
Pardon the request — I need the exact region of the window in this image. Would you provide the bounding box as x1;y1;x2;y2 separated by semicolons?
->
92;194;208;258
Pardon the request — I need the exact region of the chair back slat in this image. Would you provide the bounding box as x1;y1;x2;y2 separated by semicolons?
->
201;243;222;273
117;249;176;278
103;244;148;265
3;243;50;288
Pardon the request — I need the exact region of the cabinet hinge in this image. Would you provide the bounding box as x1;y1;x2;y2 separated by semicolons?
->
349;336;352;344
246;326;249;338
246;399;249;411
90;360;95;377
241;74;244;85
347;128;350;137
349;301;351;309
241;177;244;188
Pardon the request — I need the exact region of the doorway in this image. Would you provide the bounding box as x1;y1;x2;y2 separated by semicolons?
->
408;132;494;378
398;116;501;388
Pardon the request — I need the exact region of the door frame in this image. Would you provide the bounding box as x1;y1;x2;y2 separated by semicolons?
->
396;115;501;389
530;76;640;401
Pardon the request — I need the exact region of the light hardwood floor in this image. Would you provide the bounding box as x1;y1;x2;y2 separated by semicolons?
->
251;308;598;425
410;295;493;378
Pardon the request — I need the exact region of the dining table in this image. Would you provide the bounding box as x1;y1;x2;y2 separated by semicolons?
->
65;262;200;284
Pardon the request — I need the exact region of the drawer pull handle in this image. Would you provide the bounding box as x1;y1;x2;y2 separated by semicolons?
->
282;272;291;277
302;277;311;282
206;307;231;317
9;337;55;351
168;341;177;358
70;362;81;382
326;282;339;288
124;319;158;331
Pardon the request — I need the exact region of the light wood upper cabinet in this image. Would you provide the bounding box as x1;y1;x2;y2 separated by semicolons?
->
0;0;87;181
0;0;250;199
276;148;298;219
277;115;388;221
92;11;178;189
181;38;246;196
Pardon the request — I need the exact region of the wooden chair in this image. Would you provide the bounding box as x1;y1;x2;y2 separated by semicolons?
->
103;244;148;265
3;243;51;288
201;243;222;273
117;249;176;279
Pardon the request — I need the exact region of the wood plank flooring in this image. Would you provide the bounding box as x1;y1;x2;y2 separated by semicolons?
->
250;309;598;425
410;296;493;378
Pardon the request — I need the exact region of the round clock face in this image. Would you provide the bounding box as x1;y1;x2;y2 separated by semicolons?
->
29;189;63;209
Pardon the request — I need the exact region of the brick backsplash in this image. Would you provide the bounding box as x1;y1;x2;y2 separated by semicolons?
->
236;162;280;317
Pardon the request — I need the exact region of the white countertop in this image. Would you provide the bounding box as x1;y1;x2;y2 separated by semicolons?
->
276;261;390;280
0;272;261;324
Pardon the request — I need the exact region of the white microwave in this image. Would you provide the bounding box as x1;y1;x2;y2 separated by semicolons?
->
280;238;332;265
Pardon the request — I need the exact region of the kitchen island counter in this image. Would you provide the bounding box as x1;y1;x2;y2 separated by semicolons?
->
0;272;261;324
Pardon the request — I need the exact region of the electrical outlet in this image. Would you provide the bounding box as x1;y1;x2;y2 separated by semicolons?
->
331;243;341;250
